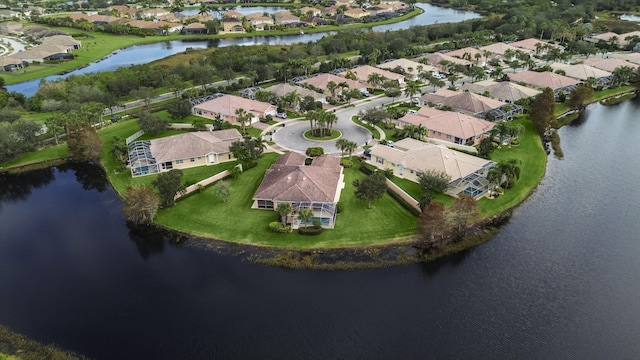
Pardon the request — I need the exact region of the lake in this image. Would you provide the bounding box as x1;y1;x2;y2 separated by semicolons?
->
1;98;639;359
6;3;479;97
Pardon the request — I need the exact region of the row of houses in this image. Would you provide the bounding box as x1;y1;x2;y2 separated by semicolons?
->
0;34;81;71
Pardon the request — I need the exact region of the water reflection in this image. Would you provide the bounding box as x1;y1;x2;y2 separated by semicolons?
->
58;162;109;192
0;168;55;212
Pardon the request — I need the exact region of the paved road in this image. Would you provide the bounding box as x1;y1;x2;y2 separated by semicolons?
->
271;95;392;155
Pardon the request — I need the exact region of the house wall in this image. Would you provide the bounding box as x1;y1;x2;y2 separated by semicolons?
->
369;156;421;183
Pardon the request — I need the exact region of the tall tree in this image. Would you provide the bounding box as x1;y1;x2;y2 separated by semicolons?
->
230;137;265;168
66;122;103;163
298;207;314;229
123;185;160;225
353;171;387;209
153;169;185;207
138;111;168;135
417;170;451;209
530;87;556;137
417;201;447;243
276;202;292;226
447;194;480;236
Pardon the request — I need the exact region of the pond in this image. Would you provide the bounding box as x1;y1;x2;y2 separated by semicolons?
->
6;3;480;97
1;98;639;359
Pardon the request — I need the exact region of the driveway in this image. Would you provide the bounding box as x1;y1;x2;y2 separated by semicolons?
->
271;96;392;155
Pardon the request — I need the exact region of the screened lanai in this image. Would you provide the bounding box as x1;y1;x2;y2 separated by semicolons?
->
128;141;160;177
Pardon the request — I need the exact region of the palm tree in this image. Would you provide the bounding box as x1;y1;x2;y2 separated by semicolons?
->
298;207;314;229
611;66;635;87
344;140;357;159
327;81;338;98
404;81;421;100
336;138;350;157
506;123;524;146
367;73;386;90
276;202;292;226
235;108;250;134
496;159;521;189
486;166;503;196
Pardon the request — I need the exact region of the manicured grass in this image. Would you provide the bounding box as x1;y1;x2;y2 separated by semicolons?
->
1;143;67;168
478;117;546;216
138;130;186;140
303;129;341;140
352;116;381;139
154;154;417;248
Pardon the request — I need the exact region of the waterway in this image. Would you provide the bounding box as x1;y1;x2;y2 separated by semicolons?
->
1;99;639;359
6;4;479;97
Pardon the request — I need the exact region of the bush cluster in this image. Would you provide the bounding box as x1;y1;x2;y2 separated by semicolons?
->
268;222;291;233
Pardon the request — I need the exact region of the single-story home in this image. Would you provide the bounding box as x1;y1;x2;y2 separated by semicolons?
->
368;138;495;198
414;52;471;71
460;80;541;103
507;70;580;94
393;107;495;145
128;129;242;177
479;42;531;58
583;57;635;72
252;152;345;229
510;38;564;55
377;58;437;80
181;23;207;35
192;94;277;125
41;35;82;50
420;89;511;119
263;83;326;104
298;73;365;96
274;11;301;26
339;65;405;85
549;62;612;82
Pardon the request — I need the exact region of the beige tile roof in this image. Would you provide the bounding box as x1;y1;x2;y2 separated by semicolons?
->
480;42;530;55
549;63;612;80
399;108;495;140
193;94;276;119
592;32;622;44
253;154;343;203
223;10;242;18
583;57;634;72
414;52;471;67
377;58;437;77
421;89;506;114
149;129;242;163
461;80;541;102
510;38;564;52
610;52;640;65
339;65;403;83
0;57;22;66
299;73;363;93
370;138;492;181
507;71;580;90
263;83;323;100
41;35;81;47
447;47;483;59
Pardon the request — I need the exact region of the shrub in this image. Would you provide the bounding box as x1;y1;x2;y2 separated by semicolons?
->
336;201;343;214
340;158;353;168
298;226;323;235
306;147;324;157
386;189;420;216
313;219;322;229
360;161;375;175
269;221;291;233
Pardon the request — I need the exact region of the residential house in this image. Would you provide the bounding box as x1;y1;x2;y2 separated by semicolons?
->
141;8;169;20
298;73;365;96
368;138;495;198
377;58;437;80
549;62;612;85
460;80;541;103
299;6;321;17
610;52;640;65
128;129;242;177
507;70;580;94
107;5;138;18
303;16;327;26
420;89;510;119
192;94;277;125
10;45;73;63
263;83;326;104
41;35;82;50
393;107;495;145
221;18;244;33
274;11;300;26
0;57;24;71
0;10;22;20
414;52;471;71
252;152;345;229
0;21;22;34
588;32;626;47
339;65;405;85
344;7;370;19
223;10;243;19
479;42;530;58
510;38;564;55
447;47;483;62
181;22;207;35
321;5;340;16
249;15;274;31
583;57;635;72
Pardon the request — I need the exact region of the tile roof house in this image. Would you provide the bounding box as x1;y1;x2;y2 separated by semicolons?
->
447;47;483;61
610;52;640;65
377;58;437;80
420;89;508;118
298;73;365;96
507;70;580;92
480;42;530;57
128;129;242;177
299;6;322;17
221;18;244;33
344;7;370;19
339;65;405;85
583;57;635;72
0;56;24;71
549;62;612;81
510;38;564;54
274;11;301;25
414;52;471;70
223;10;243;19
263;83;326;104
252;152;345;229
192;94;277;125
460;79;541;103
0;21;22;34
41;35;82;50
249;15;274;31
368;138;495;198
393;107;495;145
181;22;207;35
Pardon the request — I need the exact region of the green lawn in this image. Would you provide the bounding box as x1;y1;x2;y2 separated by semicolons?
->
154;154;417;248
352;116;381;139
477;117;547;216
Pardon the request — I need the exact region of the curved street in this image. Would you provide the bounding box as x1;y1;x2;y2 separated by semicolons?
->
270;96;392;155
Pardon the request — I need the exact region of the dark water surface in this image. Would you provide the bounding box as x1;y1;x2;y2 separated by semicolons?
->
1;99;640;359
6;3;479;98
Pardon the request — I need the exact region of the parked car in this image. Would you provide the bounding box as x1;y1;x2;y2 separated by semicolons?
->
361;90;370;97
276;112;288;119
411;98;420;105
